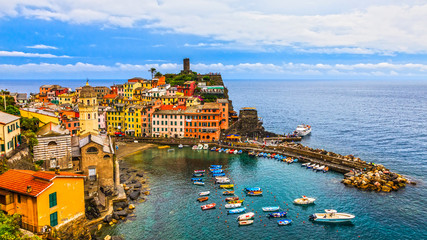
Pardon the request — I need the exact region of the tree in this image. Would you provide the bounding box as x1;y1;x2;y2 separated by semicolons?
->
0;95;20;116
148;68;157;79
155;71;162;77
20;117;40;132
0;211;41;239
22;130;38;154
203;76;211;81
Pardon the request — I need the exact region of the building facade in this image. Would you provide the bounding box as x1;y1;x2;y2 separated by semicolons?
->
0;112;21;157
78;84;99;136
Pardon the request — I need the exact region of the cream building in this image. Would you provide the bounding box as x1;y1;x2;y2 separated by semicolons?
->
0;111;21;157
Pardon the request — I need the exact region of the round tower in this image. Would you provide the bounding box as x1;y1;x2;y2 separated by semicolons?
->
78;82;99;136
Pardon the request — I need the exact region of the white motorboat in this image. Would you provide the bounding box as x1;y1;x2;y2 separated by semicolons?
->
197;144;203;150
203;144;209;150
199;191;210;196
309;209;355;223
293;196;316;205
316;166;325;172
238;220;254;226
225;203;242;209
178;144;183;149
301;163;309;167
192;145;198;150
295;124;312;137
312;164;320;170
237;212;255;221
216;178;231;184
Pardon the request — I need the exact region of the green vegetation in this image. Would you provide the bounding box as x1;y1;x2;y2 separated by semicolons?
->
202;76;211;81
0;211;40;240
0;95;20;116
201;94;220;103
22;131;38;154
148;68;157;79
165;72;198;86
20;117;39;133
155;71;163;77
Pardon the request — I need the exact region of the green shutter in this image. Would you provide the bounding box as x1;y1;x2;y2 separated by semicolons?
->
1;144;4;151
50;212;58;227
49;192;57;208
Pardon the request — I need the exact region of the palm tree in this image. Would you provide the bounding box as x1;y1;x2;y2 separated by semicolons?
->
148;68;157;79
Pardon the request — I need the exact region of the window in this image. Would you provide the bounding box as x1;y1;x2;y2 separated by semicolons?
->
48;141;57;147
17;195;21;203
49;192;57;208
88;114;91;119
50;212;58;227
86;147;99;154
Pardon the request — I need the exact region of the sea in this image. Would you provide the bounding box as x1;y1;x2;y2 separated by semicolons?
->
1;79;426;239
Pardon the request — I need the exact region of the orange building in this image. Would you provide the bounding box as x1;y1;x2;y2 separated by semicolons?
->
0;170;85;233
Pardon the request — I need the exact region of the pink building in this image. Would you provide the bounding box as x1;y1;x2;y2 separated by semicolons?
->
151;105;187;138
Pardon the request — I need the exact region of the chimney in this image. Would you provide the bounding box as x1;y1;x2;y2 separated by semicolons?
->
27;185;32;193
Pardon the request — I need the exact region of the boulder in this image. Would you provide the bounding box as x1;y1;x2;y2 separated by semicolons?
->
129;190;140;200
136;172;144;177
104;235;111;240
113;201;129;210
114;210;129;217
112;213;120;220
112;236;125;240
381;186;391;192
98;224;102;231
133;182;142;189
129;204;135;210
103;214;112;223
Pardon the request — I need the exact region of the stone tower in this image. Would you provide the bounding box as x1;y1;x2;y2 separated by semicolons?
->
182;58;191;74
78;81;99;136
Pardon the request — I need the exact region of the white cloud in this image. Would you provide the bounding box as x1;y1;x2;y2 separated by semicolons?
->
1;61;427;78
1;1;427;53
26;44;58;50
0;50;70;58
184;43;223;48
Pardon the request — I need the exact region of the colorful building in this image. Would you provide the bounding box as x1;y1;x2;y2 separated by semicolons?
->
124;105;143;136
20;108;60;127
0;112;21;157
177;81;196;96
160;95;178;105
106;104;125;135
58;92;77;105
94;86;110;100
123;82;141;100
0;169;85;233
140;99;161;137
152;105;186;138
78;84;99;136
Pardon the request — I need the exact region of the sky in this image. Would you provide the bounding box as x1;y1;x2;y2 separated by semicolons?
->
1;0;427;80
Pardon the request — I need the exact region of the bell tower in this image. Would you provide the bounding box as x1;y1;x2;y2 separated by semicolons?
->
78;81;99;136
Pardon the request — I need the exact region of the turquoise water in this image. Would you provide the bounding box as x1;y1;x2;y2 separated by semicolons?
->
100;148;426;239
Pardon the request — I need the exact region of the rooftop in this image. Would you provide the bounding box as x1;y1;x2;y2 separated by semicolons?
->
0;111;20;124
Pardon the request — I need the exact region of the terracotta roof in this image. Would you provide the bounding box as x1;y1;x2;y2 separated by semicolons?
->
0;170;84;197
103;93;118;99
160;105;186;111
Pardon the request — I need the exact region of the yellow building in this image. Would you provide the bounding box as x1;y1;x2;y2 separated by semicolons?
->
0;112;21;157
160;95;178;105
142;80;152;89
20;108;59;126
106;105;125;135
124;105;143;136
186;97;202;106
78;83;99;136
0;169;85;233
58;92;77;105
123;82;142;100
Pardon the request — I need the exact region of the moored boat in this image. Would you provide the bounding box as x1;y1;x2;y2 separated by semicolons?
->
295;124;312;137
228;207;246;214
193;181;205;186
158;145;170;149
301;163;309;167
197;196;209;202
210;147;216;151
316;166;325;172
309;209;355;222
225;196;239;202
192;145;198;150
293;196;316;205
211;169;223;173
198;191;210;196
262;206;280;212
247;190;263;196
228;199;244;204
193;173;204;177
223;190;235;195
210;165;222;169
178;144;183;149
201;203;216;210
267;211;287;218
212;173;226;177
238;220;253;226
277;219;292;225
203;144;209;150
194;170;205;173
244;187;261;192
215;178;230;184
225;203;242;209
220;184;234;189
237;212;255;221
323;166;329;173
191;177;203;181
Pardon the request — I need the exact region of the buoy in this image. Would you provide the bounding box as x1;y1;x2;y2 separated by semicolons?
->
225;220;227;223
252;201;254;203
255;211;257;213
297;213;299;215
264;224;266;227
260;219;262;222
296;216;298;218
221;212;222;214
286;204;288;206
218;216;220;218
303;221;305;223
227;226;229;228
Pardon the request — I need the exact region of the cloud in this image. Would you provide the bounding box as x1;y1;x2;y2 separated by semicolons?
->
0;51;71;58
26;44;58;50
1;61;427;78
184;43;223;48
1;1;427;53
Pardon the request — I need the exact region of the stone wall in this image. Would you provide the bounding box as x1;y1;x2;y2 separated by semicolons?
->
81;142;114;187
33;135;72;169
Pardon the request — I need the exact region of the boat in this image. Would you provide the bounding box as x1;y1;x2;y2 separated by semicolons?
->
167;148;175;152
316;166;325;172
178;144;183;149
312;164;320;170
193;181;205;186
210;147;216;151
194;170;205;173
201;203;216;210
158;145;170;149
309;209;355;222
203;144;209;150
238;220;254;226
192;145;198;150
295;124;312;137
233;150;238;154
244;187;261;192
218;148;223;152
215;178;230;184
220;184;234;189
225;149;230;153
293;196;316;205
293;158;299;163
277;219;292;226
267;211;287;218
228;200;244;204
212;173;226;177
193;173;204;177
223;190;235;195
197;196;209;202
237;212;255;221
246;191;263;196
306;163;314;169
228;207;246;214
225;203;242;209
301;163;309;167
191;178;203;181
211;169;223;173
323;166;329;173
198;191;210;196
197;144;203;150
262;206;280;212
225;196;239;202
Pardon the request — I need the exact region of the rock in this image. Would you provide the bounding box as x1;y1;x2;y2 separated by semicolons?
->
136;172;144;177
103;214;112;223
124;186;130;191
129;204;135;210
113;201;129;211
398;183;406;188
109;221;114;226
115;210;129;217
100;185;114;196
104;235;111;240
129;190;140;200
130;179;137;184
112;213;120;220
143;191;150;196
112;219;118;224
98;224;103;231
116;207;123;211
133;182;142;189
111;236;125;240
381;186;392;192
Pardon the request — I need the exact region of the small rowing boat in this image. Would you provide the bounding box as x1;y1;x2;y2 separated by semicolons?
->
293;196;316;205
228;207;246;214
225;196;239;202
225;203;242;209
194;170;205;173
246;190;262;196
158;145;170;149
178;144;183;149
215;178;230;184
301;163;309;167
191;178;203;181
228;199;244;204
262;206;280;212
238;220;254;226
193;181;205;186
211;169;224;174
210;147;216;151
220;184;234;189
213;173;226;177
193;173;204;177
267;211;287;218
197;196;208;202
198;191;210;196
223;190;235;195
277;219;292;225
210;165;222;169
201;203;216;210
237;212;254;221
244;187;261;192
